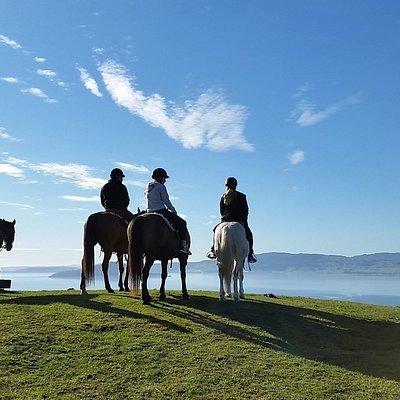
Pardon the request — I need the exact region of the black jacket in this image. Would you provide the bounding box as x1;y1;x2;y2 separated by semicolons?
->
100;179;130;210
220;191;249;224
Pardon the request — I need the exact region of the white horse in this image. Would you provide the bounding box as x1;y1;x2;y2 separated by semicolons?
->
214;222;249;301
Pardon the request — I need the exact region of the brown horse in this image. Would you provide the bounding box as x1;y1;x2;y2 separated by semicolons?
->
0;218;16;251
80;212;134;295
128;213;190;304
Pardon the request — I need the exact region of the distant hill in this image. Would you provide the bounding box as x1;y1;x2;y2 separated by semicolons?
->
45;252;400;280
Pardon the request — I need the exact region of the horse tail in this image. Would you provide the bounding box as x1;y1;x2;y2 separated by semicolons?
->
128;216;144;292
82;213;98;283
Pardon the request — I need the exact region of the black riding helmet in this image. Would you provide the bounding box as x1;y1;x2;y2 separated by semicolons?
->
110;168;125;179
152;168;169;181
225;177;238;189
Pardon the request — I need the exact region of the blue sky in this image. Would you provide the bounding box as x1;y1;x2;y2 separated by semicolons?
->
1;1;399;266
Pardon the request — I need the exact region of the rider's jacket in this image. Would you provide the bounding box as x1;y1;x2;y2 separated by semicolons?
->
100;179;130;210
145;181;177;213
220;190;249;224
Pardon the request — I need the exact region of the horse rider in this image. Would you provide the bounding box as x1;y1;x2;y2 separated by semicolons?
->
145;167;190;254
100;168;134;222
207;177;257;263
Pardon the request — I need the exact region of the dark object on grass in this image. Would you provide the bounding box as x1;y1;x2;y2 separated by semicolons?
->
264;293;278;298
67;288;75;291
0;279;11;291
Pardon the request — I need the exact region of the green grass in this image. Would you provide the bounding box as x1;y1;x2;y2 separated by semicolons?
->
0;290;399;400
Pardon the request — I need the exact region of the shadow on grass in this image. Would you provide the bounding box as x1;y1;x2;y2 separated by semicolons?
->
156;294;400;381
1;293;189;333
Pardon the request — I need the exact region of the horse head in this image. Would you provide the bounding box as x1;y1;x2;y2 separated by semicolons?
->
0;219;16;251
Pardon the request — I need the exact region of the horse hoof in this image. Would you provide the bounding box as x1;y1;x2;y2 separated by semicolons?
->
182;293;190;300
240;295;245;300
226;293;232;298
119;287;124;292
143;299;151;305
80;290;88;296
124;287;130;292
107;288;115;294
219;297;225;302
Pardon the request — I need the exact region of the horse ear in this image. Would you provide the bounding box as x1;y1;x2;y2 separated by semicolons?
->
12;219;16;225
137;207;141;213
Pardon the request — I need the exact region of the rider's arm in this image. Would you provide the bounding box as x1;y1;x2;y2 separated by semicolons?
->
219;196;225;217
160;184;177;214
242;195;249;223
121;185;130;208
100;187;106;208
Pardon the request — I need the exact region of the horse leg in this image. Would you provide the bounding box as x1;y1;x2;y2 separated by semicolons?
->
123;255;130;292
218;267;225;301
142;258;153;305
233;262;240;301
179;259;189;300
159;259;168;300
80;271;88;296
239;259;245;299
102;251;114;293
117;253;124;292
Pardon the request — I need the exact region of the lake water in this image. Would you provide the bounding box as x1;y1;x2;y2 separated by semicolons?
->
1;269;399;307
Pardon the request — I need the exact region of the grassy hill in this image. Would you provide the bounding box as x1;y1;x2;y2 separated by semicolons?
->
1;291;399;399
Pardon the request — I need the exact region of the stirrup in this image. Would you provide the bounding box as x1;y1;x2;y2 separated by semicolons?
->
206;251;216;260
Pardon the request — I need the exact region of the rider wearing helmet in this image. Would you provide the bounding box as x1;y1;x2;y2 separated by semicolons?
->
207;177;257;263
145;168;190;254
100;168;134;222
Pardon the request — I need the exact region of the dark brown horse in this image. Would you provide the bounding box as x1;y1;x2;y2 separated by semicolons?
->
0;218;16;251
80;212;134;295
128;213;190;304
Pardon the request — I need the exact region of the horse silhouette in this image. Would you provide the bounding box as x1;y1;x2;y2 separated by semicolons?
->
80;212;135;294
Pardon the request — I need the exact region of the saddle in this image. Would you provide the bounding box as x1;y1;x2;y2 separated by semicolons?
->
147;212;177;233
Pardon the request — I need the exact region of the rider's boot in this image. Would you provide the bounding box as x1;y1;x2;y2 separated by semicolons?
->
248;252;257;263
180;240;191;255
206;246;216;259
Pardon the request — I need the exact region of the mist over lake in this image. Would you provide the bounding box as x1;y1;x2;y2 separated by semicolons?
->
2;252;399;307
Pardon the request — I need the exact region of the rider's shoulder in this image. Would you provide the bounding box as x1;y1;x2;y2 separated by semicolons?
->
236;191;246;199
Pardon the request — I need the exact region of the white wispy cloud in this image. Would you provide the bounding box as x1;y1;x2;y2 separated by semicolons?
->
62;195;98;202
288;150;305;165
0;127;21;142
98;60;252;152
0;34;21;49
0;201;33;209
30;163;106;190
4;157;106;190
0;163;24;178
291;90;362;127
1;77;19;83
34;56;46;63
37;69;57;78
21;87;57;103
77;67;102;97
58;207;87;211
115;162;149;174
293;82;312;99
